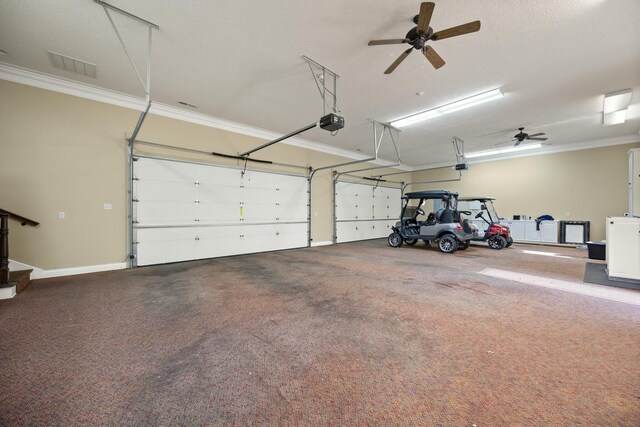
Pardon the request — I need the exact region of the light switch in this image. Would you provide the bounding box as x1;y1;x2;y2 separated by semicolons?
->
58;211;65;219
104;203;113;210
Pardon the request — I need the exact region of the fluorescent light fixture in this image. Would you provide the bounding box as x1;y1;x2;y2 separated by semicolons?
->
603;89;632;113
603;109;628;126
603;89;632;125
465;143;542;159
390;88;504;128
391;110;442;127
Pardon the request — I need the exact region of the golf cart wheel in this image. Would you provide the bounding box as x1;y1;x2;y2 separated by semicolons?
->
405;238;418;245
488;235;507;250
458;240;470;250
438;234;459;253
505;236;513;247
388;232;403;248
423;239;432;246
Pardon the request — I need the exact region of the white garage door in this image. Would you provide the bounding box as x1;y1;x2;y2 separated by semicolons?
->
334;181;401;243
132;156;309;266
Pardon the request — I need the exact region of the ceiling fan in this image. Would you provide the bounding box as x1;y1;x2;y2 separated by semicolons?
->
511;127;548;146
367;2;481;74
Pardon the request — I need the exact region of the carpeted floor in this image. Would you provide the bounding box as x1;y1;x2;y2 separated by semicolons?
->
1;241;639;426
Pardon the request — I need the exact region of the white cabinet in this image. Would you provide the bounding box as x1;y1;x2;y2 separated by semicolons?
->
630;148;640;217
524;221;541;241
540;221;559;243
606;216;640;281
501;220;558;243
502;220;525;241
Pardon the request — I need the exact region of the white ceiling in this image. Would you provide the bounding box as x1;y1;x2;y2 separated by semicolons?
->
1;0;639;168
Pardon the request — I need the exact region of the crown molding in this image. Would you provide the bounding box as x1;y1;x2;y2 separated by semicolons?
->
0;62;146;111
0;62;409;169
410;134;640;171
8;62;630;174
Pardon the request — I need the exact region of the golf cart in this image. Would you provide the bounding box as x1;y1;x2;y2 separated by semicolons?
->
388;190;473;253
458;197;512;249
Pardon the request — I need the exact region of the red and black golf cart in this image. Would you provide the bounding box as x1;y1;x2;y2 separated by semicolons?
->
458;197;513;249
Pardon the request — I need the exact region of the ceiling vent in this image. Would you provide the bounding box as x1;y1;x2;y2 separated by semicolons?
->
48;50;96;78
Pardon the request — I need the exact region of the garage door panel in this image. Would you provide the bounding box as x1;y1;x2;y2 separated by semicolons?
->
335;220;396;243
335;181;401;242
134;179;199;202
278;202;308;222
135;223;308;266
135;226;247;266
133;157;309;266
136;201;198;225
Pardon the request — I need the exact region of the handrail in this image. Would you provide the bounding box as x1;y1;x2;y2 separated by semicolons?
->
0;209;39;227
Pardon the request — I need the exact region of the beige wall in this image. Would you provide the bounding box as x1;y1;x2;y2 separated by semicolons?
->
0;80;409;270
409;142;640;241
2;79;636;270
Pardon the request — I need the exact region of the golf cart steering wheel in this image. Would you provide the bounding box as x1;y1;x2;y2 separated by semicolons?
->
417;208;425;216
475;212;484;219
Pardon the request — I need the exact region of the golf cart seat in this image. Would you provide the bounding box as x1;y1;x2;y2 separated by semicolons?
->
435;208;454;224
425;212;437;226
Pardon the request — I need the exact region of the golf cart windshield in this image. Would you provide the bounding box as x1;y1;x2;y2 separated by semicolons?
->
458;198;500;222
484;200;500;222
402;200;426;220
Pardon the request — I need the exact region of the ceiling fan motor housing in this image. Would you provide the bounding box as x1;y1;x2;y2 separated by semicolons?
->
406;26;434;49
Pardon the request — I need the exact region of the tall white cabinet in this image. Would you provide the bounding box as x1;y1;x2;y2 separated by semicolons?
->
606;216;640;281
630;148;640;217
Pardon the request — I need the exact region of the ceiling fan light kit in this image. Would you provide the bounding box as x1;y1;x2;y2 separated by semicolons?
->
603;89;632;125
390;88;503;127
368;2;481;74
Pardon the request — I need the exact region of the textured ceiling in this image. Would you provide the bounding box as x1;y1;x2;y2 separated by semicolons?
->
1;0;639;168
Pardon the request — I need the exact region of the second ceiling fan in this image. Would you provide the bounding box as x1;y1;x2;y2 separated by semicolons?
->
368;2;481;74
512;127;548;146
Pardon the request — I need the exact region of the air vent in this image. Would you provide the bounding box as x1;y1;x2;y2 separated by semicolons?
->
48;50;96;78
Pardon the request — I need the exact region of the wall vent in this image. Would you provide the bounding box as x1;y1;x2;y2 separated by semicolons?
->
48;50;96;78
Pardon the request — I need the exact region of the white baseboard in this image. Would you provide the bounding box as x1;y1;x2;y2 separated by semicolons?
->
0;285;16;300
311;241;333;247
8;259;127;280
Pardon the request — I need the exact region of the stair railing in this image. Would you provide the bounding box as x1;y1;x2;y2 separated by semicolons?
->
0;209;39;286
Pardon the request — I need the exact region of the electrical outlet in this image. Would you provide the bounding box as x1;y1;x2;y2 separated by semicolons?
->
104;203;112;210
58;211;65;219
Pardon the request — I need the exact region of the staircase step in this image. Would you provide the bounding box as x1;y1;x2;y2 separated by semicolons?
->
10;269;33;294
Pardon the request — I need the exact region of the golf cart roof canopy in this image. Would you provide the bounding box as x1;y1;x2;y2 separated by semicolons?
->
403;190;459;200
458;196;496;202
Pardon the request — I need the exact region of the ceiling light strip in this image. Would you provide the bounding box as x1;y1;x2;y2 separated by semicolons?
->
390;88;503;127
465;143;542;159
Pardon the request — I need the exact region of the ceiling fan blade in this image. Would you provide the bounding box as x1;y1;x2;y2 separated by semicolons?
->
513;140;522;147
368;39;409;46
384;48;413;74
527;132;545;138
528;137;548;141
432;20;481;41
417;2;435;34
423;46;445;69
